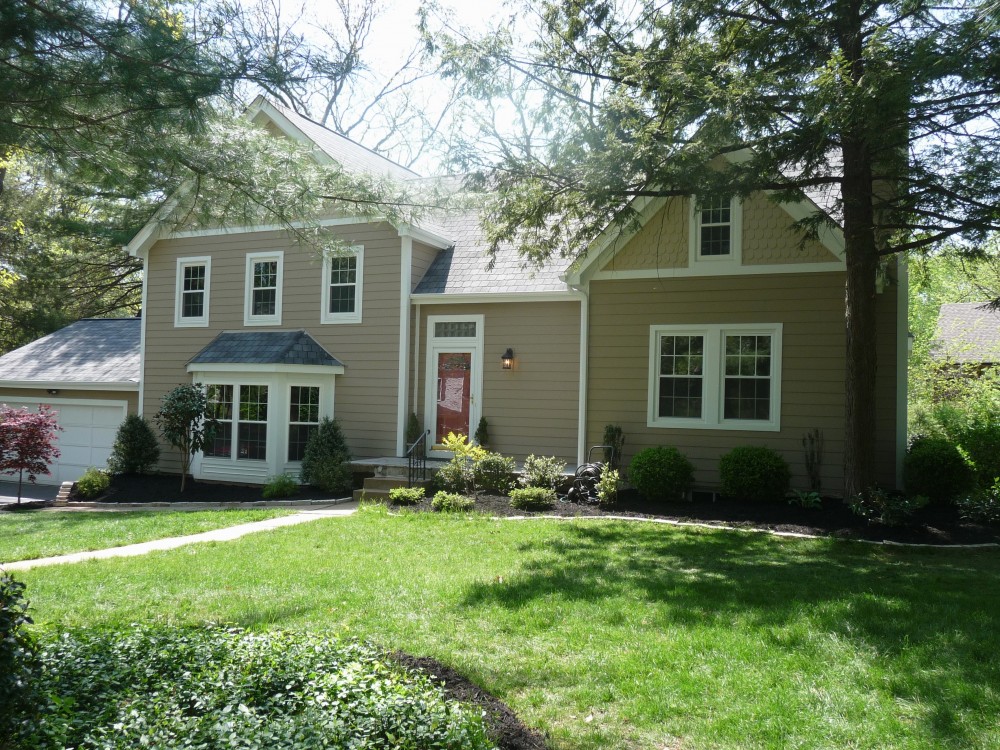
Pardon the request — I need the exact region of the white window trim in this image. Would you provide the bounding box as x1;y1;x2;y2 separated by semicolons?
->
174;256;211;327
688;196;743;268
321;245;364;324
286;384;322;463
648;323;782;432
244;251;284;326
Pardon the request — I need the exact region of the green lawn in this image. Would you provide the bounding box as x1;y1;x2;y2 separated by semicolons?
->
15;506;1000;749
0;509;290;563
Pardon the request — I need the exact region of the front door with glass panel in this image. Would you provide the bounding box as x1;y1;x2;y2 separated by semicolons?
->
425;316;483;454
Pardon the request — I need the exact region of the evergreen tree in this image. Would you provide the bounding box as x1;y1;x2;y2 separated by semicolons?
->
300;418;353;495
433;0;1000;495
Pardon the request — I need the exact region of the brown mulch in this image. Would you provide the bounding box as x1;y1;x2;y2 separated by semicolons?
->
68;473;344;504
390;652;547;750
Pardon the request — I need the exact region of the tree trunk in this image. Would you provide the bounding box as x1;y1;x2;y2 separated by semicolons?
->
841;138;879;498
17;467;23;504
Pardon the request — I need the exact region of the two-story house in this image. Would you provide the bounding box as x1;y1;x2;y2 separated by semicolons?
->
0;96;906;495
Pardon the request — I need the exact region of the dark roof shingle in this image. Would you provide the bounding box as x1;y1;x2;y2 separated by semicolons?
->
934;302;1000;363
0;318;140;384
189;331;344;368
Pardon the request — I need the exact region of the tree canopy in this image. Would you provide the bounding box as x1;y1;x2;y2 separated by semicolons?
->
432;0;1000;494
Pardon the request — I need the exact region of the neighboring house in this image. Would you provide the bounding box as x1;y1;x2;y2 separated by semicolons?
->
934;302;1000;369
0;97;907;495
0;318;140;484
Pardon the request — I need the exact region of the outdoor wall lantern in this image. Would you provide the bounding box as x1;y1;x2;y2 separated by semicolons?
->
46;389;59;395
501;348;515;370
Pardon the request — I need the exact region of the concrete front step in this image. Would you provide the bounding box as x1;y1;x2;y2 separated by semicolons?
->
353;477;431;503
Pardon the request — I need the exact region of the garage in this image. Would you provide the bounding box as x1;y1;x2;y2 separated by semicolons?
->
1;399;129;485
0;317;141;486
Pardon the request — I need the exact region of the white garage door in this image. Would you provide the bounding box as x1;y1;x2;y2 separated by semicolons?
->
1;400;128;485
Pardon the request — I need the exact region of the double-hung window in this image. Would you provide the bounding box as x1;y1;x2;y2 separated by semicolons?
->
204;384;269;460
175;257;211;327
690;195;742;266
321;246;363;323
649;324;781;431
288;386;320;461
245;251;283;325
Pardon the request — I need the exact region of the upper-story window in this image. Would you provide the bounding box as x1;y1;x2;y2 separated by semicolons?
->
245;251;283;326
174;257;211;327
690;195;742;266
321;246;363;324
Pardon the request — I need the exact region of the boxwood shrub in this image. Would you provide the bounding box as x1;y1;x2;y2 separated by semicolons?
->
628;446;694;501
430;491;475;512
719;446;791;502
509;486;556;510
903;435;976;503
388;486;425;505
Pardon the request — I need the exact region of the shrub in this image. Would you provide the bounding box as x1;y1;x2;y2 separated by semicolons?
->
430;491;474;512
437;433;487;493
435;460;467;493
628;446;694;501
300;417;352;495
849;486;928;526
0;574;37;741
596;468;621;507
262;474;299;499
955;479;1000;524
956;422;1000;489
473;452;516;495
719;446;791;502
602;424;625;469
107;415;160;475
903;435;976;503
404;412;423;449
474;416;489;447
75;467;110;499
389;486;425;505
9;626;493;750
521;454;566;489
509;486;556;510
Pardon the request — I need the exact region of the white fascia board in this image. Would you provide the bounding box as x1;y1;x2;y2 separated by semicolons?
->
410;291;584;305
186;363;345;376
397;223;453;249
247;98;336;166
773;194;846;259
590;262;846;281
0;380;139;391
563;193;664;286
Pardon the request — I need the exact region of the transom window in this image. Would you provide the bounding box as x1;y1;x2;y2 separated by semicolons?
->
649;324;781;431
434;321;477;338
204;384;269;460
245;252;283;325
321;246;363;323
288;386;320;461
174;257;210;327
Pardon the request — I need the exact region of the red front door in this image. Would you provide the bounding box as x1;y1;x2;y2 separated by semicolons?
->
435;351;472;442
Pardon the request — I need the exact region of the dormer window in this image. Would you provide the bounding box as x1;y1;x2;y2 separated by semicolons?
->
175;257;210;327
245;251;283;326
690;196;742;266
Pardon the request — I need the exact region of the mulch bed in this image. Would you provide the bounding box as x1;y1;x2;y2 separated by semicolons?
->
64;474;999;545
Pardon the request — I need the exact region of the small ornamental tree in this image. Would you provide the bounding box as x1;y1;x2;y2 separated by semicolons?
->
155;385;216;492
0;405;61;504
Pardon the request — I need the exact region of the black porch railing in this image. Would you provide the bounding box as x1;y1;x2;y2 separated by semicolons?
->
406;429;430;487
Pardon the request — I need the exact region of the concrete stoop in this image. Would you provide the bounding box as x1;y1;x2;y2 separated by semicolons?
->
353;475;432;502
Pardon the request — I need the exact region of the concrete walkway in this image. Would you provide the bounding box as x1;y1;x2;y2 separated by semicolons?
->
2;502;359;572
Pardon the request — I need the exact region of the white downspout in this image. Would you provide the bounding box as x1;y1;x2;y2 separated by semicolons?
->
576;287;590;466
412;302;421;416
396;232;413;456
134;246;148;417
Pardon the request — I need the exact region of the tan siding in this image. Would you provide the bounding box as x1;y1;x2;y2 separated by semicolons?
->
0;388;137;413
601;198;687;271
414;301;581;462
143;222;403;472
599;194;841;273
587;272;898;495
742;193;840;265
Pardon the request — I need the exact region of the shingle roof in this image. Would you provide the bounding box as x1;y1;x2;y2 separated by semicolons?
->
0;318;140;385
934;302;1000;363
189;331;344;368
413;211;574;295
267;101;421;183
